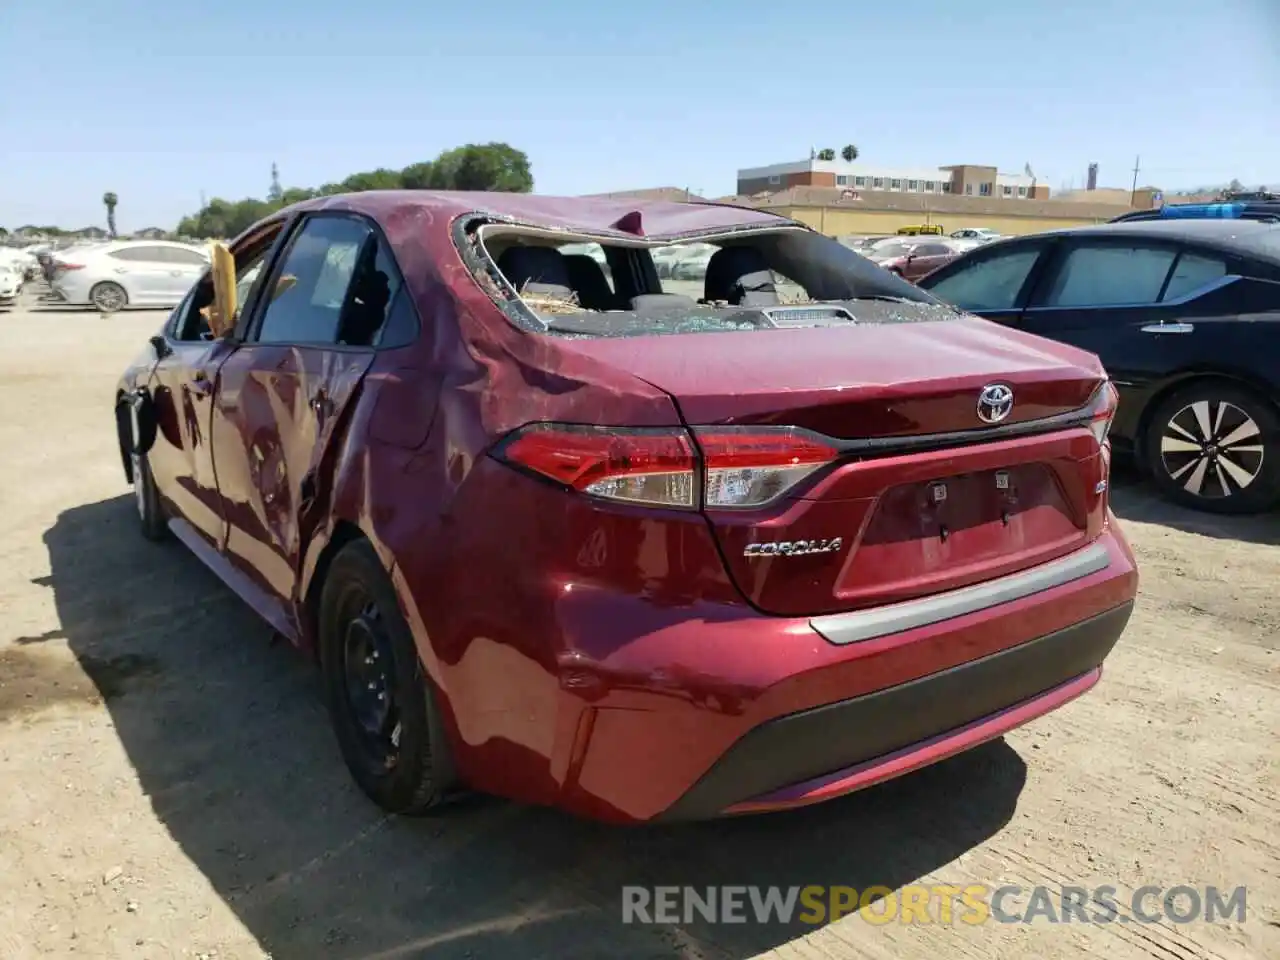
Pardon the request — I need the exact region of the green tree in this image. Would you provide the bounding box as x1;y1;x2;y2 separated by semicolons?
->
280;187;317;205
102;192;118;237
341;168;404;192
841;144;859;162
174;142;532;236
429;143;534;192
816;148;836;161
400;161;434;189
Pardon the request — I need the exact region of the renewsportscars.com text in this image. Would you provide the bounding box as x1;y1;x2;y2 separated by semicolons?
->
621;884;1248;926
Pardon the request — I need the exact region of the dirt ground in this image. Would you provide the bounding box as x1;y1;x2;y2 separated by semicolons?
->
0;284;1276;960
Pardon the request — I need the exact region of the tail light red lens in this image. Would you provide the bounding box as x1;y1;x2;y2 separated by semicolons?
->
496;424;697;508
495;423;837;510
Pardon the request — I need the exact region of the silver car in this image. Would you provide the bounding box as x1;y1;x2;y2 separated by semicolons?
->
51;240;210;312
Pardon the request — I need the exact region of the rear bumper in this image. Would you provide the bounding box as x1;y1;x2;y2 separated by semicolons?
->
539;523;1137;823
663;602;1129;820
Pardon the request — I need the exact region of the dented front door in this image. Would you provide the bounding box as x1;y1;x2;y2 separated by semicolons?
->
211;345;372;613
207;214;381;624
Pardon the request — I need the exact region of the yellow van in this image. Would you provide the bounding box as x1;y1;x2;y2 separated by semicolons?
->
896;224;944;236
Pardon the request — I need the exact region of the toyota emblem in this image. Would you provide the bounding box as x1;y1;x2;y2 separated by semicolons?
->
977;383;1014;424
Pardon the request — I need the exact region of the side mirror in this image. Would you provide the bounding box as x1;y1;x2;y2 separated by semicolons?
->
206;242;237;339
148;334;172;359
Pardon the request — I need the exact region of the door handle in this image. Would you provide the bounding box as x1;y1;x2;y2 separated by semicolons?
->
190;370;214;395
170;270;183;277
310;388;333;417
1140;322;1194;334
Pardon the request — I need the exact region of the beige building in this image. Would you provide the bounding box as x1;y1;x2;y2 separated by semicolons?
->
582;184;1158;238
710;186;1145;237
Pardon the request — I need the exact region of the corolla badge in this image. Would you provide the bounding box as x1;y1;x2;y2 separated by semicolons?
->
976;383;1014;424
743;538;842;558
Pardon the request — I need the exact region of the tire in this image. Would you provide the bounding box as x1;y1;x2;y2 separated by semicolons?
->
132;451;168;540
318;539;451;815
90;281;128;313
1143;380;1280;515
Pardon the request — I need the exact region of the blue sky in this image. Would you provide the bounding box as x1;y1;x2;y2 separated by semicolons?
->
1;0;1276;232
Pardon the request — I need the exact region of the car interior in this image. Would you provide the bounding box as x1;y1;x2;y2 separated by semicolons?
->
482;231;823;316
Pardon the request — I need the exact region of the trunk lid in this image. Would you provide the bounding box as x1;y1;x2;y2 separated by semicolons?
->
558;311;1106;437
559;310;1111;617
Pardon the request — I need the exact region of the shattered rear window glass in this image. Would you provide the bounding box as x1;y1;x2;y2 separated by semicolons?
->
477;226;958;337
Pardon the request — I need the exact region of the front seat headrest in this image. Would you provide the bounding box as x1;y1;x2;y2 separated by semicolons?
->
563;254;616;310
704;246;780;306
497;246;574;298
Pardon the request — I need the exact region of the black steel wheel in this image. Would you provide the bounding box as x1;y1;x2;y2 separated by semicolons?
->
318;539;453;814
132;451;167;540
1144;381;1280;515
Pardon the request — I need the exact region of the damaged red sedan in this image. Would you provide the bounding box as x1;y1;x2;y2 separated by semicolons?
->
114;191;1138;823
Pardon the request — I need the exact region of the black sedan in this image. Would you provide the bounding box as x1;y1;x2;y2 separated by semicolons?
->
918;219;1280;514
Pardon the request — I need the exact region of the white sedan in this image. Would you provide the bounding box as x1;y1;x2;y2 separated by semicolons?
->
50;240;210;312
0;262;21;303
950;227;1003;244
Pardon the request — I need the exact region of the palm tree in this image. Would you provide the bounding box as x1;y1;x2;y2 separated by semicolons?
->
102;192;118;238
816;148;836;161
841;144;859;162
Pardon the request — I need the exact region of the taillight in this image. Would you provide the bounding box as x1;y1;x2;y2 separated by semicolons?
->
494;423;838;510
54;262;84;271
1085;379;1120;446
693;427;838;508
496;424;697;508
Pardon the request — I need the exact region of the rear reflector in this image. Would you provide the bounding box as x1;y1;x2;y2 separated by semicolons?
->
494;423;838;509
694;427;838;508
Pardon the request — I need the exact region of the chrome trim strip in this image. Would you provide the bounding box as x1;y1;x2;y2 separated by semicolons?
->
809;542;1111;646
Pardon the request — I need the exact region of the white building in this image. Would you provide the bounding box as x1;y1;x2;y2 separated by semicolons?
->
736;158;1042;200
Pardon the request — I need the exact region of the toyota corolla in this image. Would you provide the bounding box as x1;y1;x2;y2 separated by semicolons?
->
114;191;1138;823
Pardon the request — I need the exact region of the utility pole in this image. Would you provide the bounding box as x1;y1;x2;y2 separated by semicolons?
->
1130;155;1141;205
